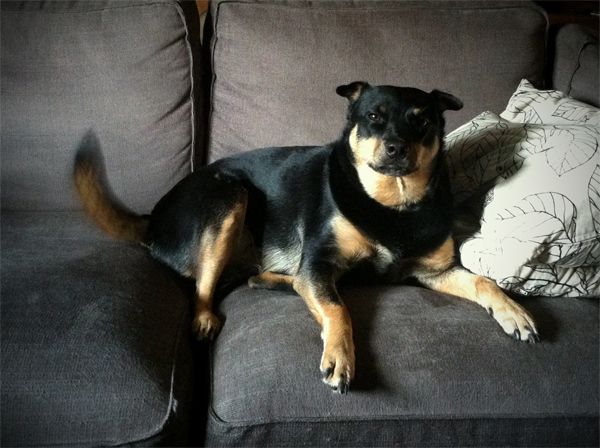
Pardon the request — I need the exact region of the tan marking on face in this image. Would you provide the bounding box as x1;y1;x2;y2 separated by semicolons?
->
349;125;402;207
402;137;440;200
349;125;382;165
331;213;374;263
349;126;441;208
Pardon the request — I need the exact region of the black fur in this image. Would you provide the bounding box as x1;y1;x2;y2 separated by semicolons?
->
76;82;541;394
144;83;461;290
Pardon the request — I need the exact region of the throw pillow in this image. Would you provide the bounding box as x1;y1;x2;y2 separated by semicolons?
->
445;80;600;297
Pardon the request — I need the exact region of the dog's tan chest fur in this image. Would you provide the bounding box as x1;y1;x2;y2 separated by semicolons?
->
331;213;375;264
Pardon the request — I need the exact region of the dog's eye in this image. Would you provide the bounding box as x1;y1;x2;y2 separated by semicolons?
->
421;118;430;128
368;112;379;122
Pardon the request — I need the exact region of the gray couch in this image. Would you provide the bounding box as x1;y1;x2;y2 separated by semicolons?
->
1;1;598;446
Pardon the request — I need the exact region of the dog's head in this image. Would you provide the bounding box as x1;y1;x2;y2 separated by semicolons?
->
337;82;462;177
336;82;462;207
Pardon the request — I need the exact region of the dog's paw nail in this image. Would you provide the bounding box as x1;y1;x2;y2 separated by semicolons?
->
487;307;494;317
528;332;540;344
512;329;521;341
338;376;350;395
321;365;334;380
193;311;222;341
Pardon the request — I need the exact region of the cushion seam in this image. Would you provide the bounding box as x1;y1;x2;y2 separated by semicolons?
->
0;2;181;14
120;300;189;445
173;2;197;173
206;404;599;428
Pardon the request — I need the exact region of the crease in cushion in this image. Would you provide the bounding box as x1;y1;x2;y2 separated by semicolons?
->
207;0;547;161
0;211;193;446
569;40;599;107
0;0;199;213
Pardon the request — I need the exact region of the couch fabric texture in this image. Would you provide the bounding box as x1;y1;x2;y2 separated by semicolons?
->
207;0;548;161
206;286;598;447
202;1;599;446
553;24;599;108
1;0;599;447
1;0;201;445
1;212;193;446
1;0;196;213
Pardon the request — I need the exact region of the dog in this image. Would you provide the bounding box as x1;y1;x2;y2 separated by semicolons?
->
74;82;539;394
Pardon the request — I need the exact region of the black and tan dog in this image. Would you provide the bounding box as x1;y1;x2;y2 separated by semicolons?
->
74;82;539;394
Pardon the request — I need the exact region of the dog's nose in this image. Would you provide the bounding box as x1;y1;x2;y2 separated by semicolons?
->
385;143;407;159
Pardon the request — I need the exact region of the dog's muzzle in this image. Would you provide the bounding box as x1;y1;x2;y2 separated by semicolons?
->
369;141;414;176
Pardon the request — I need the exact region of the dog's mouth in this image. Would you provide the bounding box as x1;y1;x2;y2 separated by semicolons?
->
368;161;415;177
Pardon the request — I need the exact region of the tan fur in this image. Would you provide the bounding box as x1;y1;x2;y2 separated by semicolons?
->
349;126;440;208
331;213;374;263
415;264;538;340
416;235;455;273
292;278;327;326
73;159;147;242
248;271;294;289
404;139;440;199
292;277;355;386
193;197;247;339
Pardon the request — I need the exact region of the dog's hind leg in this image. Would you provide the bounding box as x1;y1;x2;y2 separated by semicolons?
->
192;190;248;340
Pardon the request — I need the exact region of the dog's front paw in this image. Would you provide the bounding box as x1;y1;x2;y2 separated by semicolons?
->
320;336;355;394
193;311;222;341
488;300;539;343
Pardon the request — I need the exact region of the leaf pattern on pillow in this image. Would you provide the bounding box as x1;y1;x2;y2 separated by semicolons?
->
495;192;578;243
540;126;598;176
503;87;563;124
501;265;585;296
590;164;600;234
553;102;597;123
445;116;526;203
545;238;600;267
447;80;600;297
501;262;600;297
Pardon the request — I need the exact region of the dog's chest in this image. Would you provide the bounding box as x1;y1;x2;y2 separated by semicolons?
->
331;214;396;271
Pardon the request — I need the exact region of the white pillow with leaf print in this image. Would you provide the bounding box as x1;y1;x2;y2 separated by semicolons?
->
445;80;600;297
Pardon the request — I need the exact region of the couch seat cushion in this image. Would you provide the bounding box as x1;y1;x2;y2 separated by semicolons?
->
206;285;598;446
1;212;193;446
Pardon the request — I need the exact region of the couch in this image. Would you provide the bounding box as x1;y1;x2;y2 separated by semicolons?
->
1;1;598;446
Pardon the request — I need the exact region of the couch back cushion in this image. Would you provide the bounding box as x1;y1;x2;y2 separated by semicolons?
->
207;0;548;161
1;0;201;213
553;24;599;107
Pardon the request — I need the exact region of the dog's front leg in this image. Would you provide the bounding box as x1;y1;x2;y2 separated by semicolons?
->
414;236;539;342
293;276;355;394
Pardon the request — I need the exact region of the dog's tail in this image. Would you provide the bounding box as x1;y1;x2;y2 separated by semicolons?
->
73;131;148;243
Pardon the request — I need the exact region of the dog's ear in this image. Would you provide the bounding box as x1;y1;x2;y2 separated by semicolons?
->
431;89;463;111
336;81;370;102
